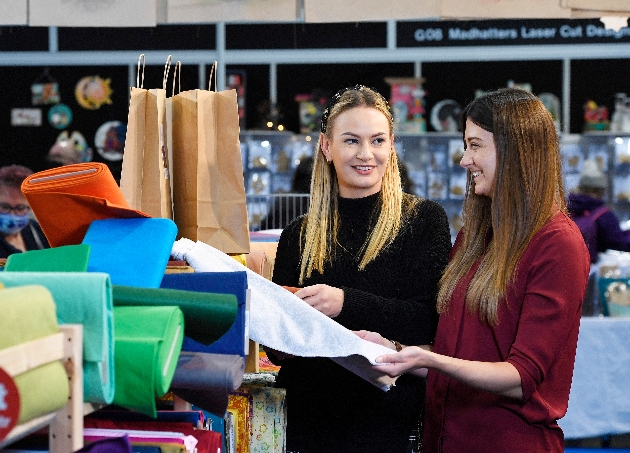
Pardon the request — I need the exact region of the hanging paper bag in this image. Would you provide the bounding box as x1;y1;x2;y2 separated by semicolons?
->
120;54;173;219
170;61;250;254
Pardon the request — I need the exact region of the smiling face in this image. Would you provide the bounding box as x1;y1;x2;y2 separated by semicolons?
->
320;106;393;198
460;118;497;197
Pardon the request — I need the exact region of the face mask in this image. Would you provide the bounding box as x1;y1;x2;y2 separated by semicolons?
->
0;212;30;235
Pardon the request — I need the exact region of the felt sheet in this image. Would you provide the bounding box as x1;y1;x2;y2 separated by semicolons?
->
21;162;149;247
160;272;248;356
113;306;184;417
171;238;397;391
83;218;177;288
0;285;69;424
170;351;245;417
0;272;115;404
4;243;91;272
112;285;237;346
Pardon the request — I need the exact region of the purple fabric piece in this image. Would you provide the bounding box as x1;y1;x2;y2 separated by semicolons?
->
76;434;132;453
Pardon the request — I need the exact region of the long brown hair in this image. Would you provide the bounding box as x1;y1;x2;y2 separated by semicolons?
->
437;88;565;325
298;85;416;284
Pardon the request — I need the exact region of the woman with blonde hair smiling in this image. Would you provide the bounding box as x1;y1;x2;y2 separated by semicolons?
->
358;88;590;452
268;85;452;453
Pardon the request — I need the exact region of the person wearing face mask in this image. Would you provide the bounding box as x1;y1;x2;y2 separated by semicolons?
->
0;165;49;260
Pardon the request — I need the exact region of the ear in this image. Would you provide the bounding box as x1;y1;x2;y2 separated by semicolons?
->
320;133;332;162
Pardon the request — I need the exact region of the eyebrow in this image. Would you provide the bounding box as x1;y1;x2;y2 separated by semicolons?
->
340;131;387;138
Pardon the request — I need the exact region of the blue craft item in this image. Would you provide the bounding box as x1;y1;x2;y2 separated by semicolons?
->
160;271;248;357
83;217;177;288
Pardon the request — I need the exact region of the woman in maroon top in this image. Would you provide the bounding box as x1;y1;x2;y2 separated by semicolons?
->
358;88;590;452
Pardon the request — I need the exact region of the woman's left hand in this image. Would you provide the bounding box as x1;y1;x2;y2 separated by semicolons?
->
374;346;431;378
294;284;344;318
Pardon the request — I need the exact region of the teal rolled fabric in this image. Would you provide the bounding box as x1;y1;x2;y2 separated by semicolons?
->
113;306;184;417
0;285;69;424
112;285;237;346
0;272;114;404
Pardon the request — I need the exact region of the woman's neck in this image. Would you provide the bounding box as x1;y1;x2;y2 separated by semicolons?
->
4;231;26;251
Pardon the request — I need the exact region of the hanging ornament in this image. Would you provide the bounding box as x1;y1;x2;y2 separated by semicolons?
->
48;130;93;166
75;76;113;110
94;120;126;161
47;103;73;129
31;68;60;106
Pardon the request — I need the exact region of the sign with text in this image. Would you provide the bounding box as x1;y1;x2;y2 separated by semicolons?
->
397;19;630;47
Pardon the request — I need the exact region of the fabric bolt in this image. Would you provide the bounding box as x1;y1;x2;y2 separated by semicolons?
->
83;428;195;453
76;434;133;453
0;219;49;259
0;285;69;423
0;272;114;404
170;237;397;390
424;212;590;453
170;351;245;417
83;217;177;288
113;305;184;417
112;285;237;346
84;418;222;453
227;392;253;453
21;162;149;247
4;243;91;272
246;386;287;453
160;271;248;356
272;193;451;453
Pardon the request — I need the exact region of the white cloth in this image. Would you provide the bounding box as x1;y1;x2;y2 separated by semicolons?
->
171;238;397;390
559;317;630;438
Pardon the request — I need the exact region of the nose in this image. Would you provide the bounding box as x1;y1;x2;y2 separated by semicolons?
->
356;143;373;161
460;148;473;169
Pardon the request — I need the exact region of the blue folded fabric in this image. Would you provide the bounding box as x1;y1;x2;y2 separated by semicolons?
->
160;271;247;356
0;272;114;404
82;218;177;288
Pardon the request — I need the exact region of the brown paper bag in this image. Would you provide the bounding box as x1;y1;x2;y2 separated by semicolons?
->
170;61;250;254
120;54;173;219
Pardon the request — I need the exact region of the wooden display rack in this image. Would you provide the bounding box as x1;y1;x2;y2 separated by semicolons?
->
0;324;101;453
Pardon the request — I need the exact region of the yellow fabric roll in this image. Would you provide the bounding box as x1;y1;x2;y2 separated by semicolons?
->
0;285;69;423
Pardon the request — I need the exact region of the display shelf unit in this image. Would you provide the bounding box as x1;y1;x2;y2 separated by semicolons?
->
242;131;630;236
0;324;98;453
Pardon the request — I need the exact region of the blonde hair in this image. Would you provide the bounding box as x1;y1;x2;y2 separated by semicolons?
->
297;85;417;284
437;88;565;325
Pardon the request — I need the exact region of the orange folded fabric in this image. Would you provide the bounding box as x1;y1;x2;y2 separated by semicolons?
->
21;163;150;247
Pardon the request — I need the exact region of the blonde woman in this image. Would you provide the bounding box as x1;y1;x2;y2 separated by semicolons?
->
359;88;590;453
269;85;451;453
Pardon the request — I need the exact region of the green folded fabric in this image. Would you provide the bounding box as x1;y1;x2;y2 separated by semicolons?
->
0;285;69;423
4;244;91;272
113;306;184;417
0;272;114;404
112;285;237;346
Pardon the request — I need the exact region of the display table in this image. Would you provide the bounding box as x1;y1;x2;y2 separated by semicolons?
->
560;317;630;439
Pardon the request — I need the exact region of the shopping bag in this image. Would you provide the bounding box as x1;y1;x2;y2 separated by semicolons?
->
120;54;173;219
170;61;250;254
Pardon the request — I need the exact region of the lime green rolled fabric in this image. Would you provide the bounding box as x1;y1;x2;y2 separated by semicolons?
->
0;272;114;404
112;285;237;346
113;305;184;417
0;285;69;424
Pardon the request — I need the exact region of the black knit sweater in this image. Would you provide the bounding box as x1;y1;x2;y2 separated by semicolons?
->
272;192;452;453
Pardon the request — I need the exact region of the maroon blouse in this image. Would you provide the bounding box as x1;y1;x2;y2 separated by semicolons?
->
424;212;590;453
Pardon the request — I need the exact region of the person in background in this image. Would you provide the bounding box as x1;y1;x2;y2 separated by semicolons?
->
358;88;590;453
567;159;630;263
259;155;313;230
0;165;49;259
269;85;452;453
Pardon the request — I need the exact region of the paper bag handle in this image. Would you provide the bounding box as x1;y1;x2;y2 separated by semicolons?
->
208;60;217;92
136;54;145;89
172;61;181;96
162;55;172;90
